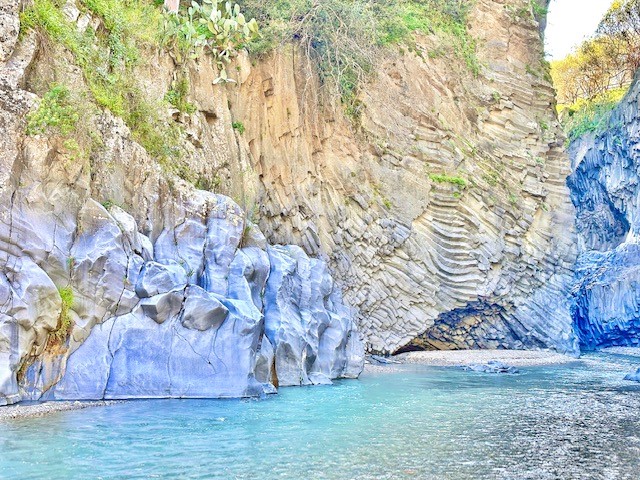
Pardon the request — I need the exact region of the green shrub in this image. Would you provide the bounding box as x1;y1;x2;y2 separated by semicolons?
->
52;286;74;343
232;121;245;134
242;0;478;121
162;0;258;82
429;173;467;187
165;76;197;114
560;86;628;142
530;0;548;17
26;84;79;136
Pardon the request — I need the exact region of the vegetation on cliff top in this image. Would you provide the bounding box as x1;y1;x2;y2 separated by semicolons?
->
20;0;182;164
161;0;258;81
551;0;639;141
19;0;479;158
241;0;478;120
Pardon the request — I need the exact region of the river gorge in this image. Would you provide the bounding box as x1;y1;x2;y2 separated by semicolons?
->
1;0;639;477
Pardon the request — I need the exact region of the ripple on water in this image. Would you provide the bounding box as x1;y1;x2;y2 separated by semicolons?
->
0;352;639;479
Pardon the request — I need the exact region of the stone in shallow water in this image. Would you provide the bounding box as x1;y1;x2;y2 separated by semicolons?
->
623;368;640;382
463;361;519;374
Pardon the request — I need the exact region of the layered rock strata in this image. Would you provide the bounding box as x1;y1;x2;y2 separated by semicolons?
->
231;0;578;353
0;0;582;408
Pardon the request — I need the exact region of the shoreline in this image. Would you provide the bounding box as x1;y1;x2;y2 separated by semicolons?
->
0;350;581;419
0;401;120;422
365;349;579;373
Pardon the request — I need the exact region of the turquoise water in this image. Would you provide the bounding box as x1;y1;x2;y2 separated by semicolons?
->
1;353;640;480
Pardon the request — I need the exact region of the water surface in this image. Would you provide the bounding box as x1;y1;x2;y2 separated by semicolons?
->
1;352;640;479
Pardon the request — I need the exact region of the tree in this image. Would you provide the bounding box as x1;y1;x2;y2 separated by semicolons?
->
552;0;639;106
598;0;640;75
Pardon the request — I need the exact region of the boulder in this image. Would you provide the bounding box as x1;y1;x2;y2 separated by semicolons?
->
135;261;188;298
180;285;229;331
463;360;519;374
624;368;640;382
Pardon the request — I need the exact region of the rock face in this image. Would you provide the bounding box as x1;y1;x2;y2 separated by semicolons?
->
624;368;640;382
232;0;578;354
0;12;363;405
568;77;640;350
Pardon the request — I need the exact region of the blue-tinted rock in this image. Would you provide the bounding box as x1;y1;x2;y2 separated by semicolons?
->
52;299;266;400
0;185;364;403
135;261;188;298
624;368;640;382
264;245;364;386
568;78;640;350
139;289;184;324
463;361;519;374
181;285;229;331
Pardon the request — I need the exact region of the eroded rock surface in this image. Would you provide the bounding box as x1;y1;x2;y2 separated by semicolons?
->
0;0;585;405
568;76;640;350
0;15;363;405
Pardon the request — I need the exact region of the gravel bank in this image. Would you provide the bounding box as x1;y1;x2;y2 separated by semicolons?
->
0;401;119;421
365;350;578;371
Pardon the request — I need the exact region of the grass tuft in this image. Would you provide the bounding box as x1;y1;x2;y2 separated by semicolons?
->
26;84;79;136
429;173;467;187
52;286;74;343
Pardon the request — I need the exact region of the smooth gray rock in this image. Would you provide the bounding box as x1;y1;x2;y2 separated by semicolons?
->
181;285;229;331
369;355;401;365
51;294;267;399
1;190;363;403
228;246;270;310
139;289;185;324
264;245;364;386
0;256;60;405
136;261;188;298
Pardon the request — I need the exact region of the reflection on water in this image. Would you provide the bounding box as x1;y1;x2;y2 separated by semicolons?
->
1;352;639;479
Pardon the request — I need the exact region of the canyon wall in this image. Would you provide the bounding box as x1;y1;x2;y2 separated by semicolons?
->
0;0;580;404
231;0;578;354
568;75;640;349
0;1;362;406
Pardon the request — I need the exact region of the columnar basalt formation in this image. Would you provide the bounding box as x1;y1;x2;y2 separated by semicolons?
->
568;76;640;349
231;0;578;354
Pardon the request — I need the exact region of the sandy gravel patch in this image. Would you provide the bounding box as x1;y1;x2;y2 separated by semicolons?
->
369;349;578;369
0;401;119;421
